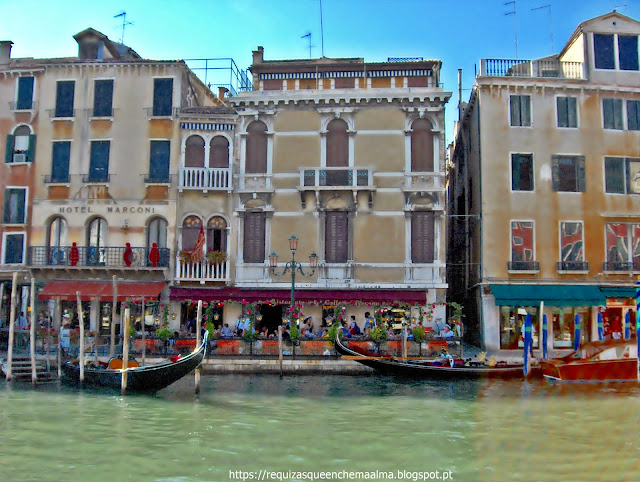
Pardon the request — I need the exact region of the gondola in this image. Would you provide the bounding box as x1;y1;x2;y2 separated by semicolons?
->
62;332;208;392
335;334;536;379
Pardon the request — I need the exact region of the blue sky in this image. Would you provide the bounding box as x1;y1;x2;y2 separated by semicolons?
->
3;0;640;141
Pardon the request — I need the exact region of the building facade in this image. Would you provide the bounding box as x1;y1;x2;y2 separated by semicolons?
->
449;11;640;353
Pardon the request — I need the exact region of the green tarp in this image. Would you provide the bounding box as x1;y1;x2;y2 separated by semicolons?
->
489;284;619;306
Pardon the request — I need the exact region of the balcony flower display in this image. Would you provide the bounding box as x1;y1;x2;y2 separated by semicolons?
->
206;250;227;265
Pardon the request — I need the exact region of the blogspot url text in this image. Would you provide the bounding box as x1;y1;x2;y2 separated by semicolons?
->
229;469;454;481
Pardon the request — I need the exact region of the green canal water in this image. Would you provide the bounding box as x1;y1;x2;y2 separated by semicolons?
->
1;375;639;482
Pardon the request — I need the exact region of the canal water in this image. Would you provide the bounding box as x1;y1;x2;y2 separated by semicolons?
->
1;374;639;481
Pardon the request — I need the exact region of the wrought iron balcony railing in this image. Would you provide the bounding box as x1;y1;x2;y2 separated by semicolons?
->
300;167;372;188
81;173;111;183
602;261;640;272
557;261;589;271
179;167;231;190
9;100;37;111
44;174;70;184
480;59;584;79
508;261;540;271
27;246;170;268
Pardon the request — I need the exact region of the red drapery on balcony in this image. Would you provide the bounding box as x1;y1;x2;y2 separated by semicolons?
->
169;287;427;305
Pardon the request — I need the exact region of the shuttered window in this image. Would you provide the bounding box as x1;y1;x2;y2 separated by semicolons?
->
326;119;348;167
511;153;533;191
411;211;435;263
93;79;113;117
627;100;640;131
411;118;434;172
210;136;229;168
557;97;577;128
244;212;266;263
510;95;531;126
16;77;34;110
325;211;348;263
55;81;75;117
246;121;267;174
603;98;623;130
51;142;70;183
551;155;586;192
153;78;173;116
149;140;170;182
3;233;25;264
3;188;26;224
89;141;110;182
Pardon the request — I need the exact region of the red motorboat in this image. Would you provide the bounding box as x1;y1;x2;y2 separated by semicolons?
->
540;339;639;383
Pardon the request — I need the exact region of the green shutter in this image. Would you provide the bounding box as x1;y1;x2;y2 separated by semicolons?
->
568;97;577;127
5;134;14;163
26;134;36;163
577;156;586;192
551;156;560;191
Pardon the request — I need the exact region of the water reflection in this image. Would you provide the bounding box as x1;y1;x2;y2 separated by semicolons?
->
1;376;640;481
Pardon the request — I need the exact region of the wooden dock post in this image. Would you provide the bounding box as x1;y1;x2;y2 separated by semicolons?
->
141;297;146;366
110;275;117;358
30;278;37;384
278;325;284;377
195;300;202;394
121;307;130;394
55;299;62;378
5;271;18;381
77;292;85;382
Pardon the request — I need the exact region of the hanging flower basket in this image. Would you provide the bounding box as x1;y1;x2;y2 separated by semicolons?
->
178;250;192;260
206;250;228;265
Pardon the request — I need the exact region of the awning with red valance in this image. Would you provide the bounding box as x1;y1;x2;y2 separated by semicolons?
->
169;287;427;306
39;280;166;301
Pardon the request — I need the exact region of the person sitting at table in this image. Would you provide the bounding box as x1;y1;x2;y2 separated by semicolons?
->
221;323;233;338
260;326;269;338
440;324;455;338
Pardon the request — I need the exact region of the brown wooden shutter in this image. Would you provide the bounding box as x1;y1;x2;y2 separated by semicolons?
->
335;78;355;89
326;119;348;167
185;135;205;168
411;211;434;263
244;212;266;263
325;211;348;263
411;118;434;172
246;121;267;173
209;136;229;168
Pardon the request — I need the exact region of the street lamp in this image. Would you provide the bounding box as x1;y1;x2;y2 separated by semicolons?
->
269;235;318;307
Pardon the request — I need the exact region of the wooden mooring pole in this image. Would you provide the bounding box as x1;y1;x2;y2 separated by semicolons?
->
5;271;18;381
195;300;202;394
121;307;130;395
30;278;36;384
77;292;85;383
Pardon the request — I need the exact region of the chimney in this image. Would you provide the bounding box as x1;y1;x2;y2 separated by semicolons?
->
218;86;229;100
252;46;264;65
0;41;13;68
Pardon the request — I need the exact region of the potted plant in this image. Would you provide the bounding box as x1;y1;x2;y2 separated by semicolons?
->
206;250;227;265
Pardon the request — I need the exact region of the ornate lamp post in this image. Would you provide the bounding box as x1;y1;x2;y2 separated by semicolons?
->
269;235;318;308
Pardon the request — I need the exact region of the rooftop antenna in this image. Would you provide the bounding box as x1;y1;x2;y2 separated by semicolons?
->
319;0;325;57
532;4;554;54
505;1;518;59
301;32;314;58
114;11;133;44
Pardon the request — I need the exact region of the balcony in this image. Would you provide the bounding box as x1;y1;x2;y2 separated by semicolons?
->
27;246;170;269
299;167;375;207
179;167;231;192
557;261;589;272
602;261;640;272
82;173;111;184
480;59;584;79
508;261;539;272
9;100;37;111
175;256;230;283
44;174;70;184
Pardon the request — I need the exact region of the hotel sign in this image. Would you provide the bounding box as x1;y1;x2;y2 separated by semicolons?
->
57;206;159;214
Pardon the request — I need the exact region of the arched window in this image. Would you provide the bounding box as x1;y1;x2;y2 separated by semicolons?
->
147;217;168;249
411;118;434;172
246;121;267;173
47;216;68;265
207;216;227;252
326;119;349;167
87;217;107;265
5;125;35;163
185;135;205;168
181;215;202;251
209;136;229;168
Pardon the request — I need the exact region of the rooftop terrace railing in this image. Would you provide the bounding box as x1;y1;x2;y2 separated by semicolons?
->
480;59;584;79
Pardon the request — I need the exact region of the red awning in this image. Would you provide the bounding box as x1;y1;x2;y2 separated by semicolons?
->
39;280;165;301
170;287;427;305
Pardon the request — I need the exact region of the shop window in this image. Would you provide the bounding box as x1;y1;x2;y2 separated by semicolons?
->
499;306;539;350
511;153;533;191
552;307;591;348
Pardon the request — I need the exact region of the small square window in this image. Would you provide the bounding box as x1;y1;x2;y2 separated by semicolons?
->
510;95;531;126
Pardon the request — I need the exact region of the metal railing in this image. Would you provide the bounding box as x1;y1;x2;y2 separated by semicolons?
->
301;167;372;188
9;100;37;111
179;167;232;190
508;261;540;271
44;174;70;184
87;107;114;118
145;107;179;117
175;257;230;282
480;59;584;79
27;245;170;268
602;261;640;272
49;108;77;119
81;173;111;183
557;261;589;271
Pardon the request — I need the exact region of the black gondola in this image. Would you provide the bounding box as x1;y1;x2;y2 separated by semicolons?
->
62;332;208;393
334;333;536;379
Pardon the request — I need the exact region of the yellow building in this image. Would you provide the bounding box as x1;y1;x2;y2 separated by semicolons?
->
170;47;451;334
449;11;640;353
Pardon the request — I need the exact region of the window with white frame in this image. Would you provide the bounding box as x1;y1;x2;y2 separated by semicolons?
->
54;80;75;118
511;153;534;191
605;157;640;194
511;221;534;262
603;98;623;130
551;155;586;192
245;121;268;174
15;77;34;110
5;125;35;164
3;187;27;224
243;212;266;263
411;211;435;263
594;33;639;71
605;223;640;267
560;221;585;263
325;211;348;263
2;232;25;264
510;95;531;127
557;96;577;128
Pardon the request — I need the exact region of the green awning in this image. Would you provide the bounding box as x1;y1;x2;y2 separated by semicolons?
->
489;284;607;306
598;286;638;298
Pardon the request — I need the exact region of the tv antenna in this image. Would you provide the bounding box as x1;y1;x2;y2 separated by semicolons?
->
301;32;314;58
114;11;133;44
532;4;554;53
505;1;518;59
319;0;325;57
